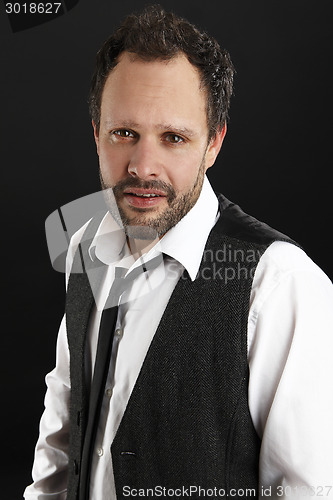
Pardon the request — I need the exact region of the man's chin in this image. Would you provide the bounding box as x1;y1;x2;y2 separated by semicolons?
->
116;204;164;239
123;224;160;241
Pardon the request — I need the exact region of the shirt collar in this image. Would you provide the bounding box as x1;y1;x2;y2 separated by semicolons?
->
158;176;218;280
90;176;219;281
89;214;127;264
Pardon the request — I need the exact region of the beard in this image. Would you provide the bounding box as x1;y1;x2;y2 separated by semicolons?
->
100;159;206;240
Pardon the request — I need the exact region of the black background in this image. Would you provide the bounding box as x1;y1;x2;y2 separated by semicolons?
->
0;0;332;497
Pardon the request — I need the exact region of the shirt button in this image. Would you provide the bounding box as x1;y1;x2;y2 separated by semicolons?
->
97;447;104;457
115;328;123;337
106;388;113;397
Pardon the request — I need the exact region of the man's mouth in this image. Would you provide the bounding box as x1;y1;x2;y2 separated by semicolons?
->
123;188;167;208
127;193;160;198
124;188;166;197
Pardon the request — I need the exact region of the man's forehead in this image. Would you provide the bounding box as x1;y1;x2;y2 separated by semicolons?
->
99;51;209;134
106;50;203;87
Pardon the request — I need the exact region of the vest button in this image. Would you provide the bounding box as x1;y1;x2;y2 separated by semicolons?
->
106;388;113;397
115;328;123;337
97;447;104;457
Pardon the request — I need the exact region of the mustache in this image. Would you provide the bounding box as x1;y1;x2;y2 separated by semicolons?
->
109;178;177;203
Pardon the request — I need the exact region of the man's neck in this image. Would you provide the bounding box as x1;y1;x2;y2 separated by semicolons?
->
127;236;160;261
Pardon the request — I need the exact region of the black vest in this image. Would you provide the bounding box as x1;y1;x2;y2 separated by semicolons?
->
65;194;296;499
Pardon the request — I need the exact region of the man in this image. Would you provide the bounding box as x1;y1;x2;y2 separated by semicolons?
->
24;5;333;500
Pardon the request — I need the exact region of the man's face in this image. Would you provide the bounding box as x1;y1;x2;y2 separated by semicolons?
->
94;51;225;238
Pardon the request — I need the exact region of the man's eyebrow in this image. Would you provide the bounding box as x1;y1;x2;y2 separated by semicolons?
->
158;124;196;137
104;120;139;129
104;121;197;137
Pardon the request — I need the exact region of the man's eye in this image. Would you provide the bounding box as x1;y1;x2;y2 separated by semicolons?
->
113;130;134;138
165;134;184;144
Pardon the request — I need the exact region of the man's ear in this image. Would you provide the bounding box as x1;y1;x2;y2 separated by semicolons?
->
205;122;227;171
92;120;100;155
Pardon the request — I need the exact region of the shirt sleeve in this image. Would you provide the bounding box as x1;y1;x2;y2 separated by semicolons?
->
23;315;70;499
248;241;333;499
23;221;91;499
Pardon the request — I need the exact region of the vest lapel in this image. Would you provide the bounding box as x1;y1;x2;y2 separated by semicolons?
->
65;226;108;500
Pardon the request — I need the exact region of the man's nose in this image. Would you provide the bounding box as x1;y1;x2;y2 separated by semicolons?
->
127;137;162;179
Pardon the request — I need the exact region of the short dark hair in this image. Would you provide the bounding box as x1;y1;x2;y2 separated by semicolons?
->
89;4;234;140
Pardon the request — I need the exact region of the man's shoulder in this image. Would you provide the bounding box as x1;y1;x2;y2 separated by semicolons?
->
211;193;297;250
250;240;332;330
259;240;330;283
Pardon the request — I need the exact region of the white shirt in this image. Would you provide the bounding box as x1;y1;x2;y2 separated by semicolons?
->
24;177;333;500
